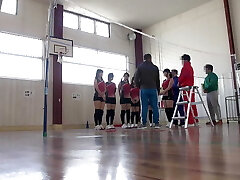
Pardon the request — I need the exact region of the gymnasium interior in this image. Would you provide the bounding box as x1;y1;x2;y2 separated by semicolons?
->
0;0;240;179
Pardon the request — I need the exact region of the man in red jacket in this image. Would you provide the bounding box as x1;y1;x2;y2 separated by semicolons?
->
179;54;198;125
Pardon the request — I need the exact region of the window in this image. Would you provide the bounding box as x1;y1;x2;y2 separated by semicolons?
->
96;21;110;38
63;12;78;29
63;47;128;85
63;10;110;38
80;16;95;34
0;0;17;15
0;32;43;80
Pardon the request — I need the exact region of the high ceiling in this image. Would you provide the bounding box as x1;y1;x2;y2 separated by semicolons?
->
61;0;211;29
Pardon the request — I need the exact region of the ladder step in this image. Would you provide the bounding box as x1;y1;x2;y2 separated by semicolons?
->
177;101;188;105
191;102;203;105
172;117;186;120
179;86;191;91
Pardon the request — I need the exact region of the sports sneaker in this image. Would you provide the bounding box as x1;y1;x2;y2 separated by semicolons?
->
127;123;132;129
166;122;171;128
122;124;127;129
154;124;161;129
188;123;195;127
99;125;105;130
94;125;100;130
131;124;135;128
138;124;147;129
134;124;138;128
150;123;153;127
106;125;111;130
110;125;115;129
179;122;185;127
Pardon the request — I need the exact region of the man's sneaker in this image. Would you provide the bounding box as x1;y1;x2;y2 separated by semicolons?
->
99;125;105;130
154;124;161;129
138;124;147;129
94;125;100;130
122;124;127;129
110;125;115;129
179;122;185;127
106;125;111;130
166;122;171;128
131;124;135;128
134;124;138;128
150;123;153;127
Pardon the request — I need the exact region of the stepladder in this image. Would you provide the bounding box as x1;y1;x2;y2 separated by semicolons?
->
170;86;214;129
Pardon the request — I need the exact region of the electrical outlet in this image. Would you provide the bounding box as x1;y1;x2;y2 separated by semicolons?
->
24;90;32;97
72;93;81;100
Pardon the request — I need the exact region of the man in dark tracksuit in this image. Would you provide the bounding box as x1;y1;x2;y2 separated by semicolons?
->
172;69;185;126
135;54;160;129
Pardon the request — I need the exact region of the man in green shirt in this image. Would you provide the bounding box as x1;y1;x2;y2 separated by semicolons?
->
203;64;222;125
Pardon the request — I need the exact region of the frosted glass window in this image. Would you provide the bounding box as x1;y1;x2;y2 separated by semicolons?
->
0;32;42;58
0;54;42;80
80;17;94;34
0;0;17;15
63;47;127;85
96;21;109;37
0;32;43;80
63;12;79;29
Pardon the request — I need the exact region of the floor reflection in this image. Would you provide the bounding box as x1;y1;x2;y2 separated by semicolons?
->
0;125;240;180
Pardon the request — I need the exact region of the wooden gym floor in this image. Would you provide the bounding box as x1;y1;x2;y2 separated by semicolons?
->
0;124;240;180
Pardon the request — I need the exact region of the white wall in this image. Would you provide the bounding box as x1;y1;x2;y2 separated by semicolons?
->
0;0;135;127
0;0;48;127
143;0;233;119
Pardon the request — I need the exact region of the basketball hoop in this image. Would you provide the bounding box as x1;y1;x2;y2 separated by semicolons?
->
48;36;73;64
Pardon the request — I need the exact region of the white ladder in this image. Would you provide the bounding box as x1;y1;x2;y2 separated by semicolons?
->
170;86;214;129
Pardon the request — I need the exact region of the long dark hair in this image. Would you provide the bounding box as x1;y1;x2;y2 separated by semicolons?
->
108;73;114;82
95;69;103;81
121;72;130;84
163;69;172;78
131;77;135;88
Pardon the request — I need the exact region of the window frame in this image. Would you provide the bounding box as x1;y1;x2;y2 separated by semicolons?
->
64;10;111;38
0;31;44;81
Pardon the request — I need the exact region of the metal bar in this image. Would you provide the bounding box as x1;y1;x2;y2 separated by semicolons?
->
185;88;193;129
0;51;42;59
170;88;182;128
43;0;56;137
196;87;214;126
223;0;240;123
43;58;49;137
0;0;2;10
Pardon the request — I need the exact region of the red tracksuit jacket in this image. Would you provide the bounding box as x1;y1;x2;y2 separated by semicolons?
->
178;61;194;87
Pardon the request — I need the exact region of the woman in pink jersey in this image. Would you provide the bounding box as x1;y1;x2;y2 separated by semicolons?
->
105;73;117;130
93;69;106;130
130;77;140;128
118;72;131;129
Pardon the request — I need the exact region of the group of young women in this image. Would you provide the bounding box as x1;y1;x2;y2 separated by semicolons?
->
93;67;182;130
93;69;155;130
